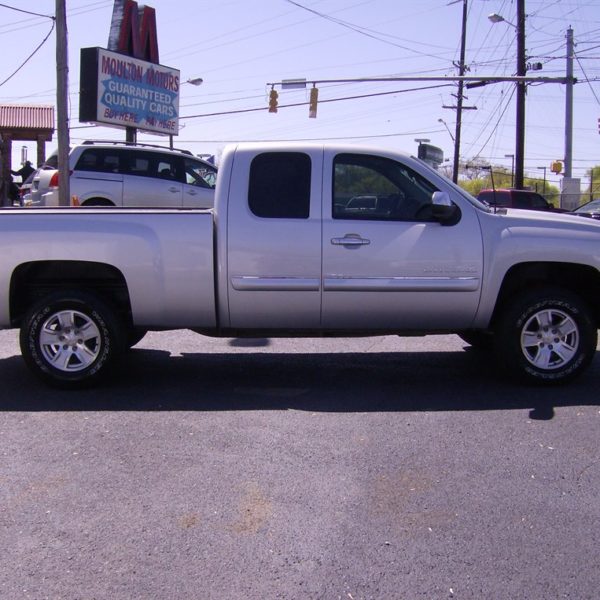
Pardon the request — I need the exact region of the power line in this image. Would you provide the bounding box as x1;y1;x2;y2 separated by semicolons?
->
473;85;517;159
283;0;451;61
0;2;53;19
0;19;55;88
575;52;600;106
180;83;456;120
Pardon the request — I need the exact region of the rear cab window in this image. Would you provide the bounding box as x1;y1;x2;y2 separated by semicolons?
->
248;152;311;219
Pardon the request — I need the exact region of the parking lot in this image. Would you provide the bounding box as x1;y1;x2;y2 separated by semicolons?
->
1;329;599;599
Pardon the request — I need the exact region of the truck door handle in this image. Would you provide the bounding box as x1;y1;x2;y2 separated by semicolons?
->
168;186;179;193
331;234;371;247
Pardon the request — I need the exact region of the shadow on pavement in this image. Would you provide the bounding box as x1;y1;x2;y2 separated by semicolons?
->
0;346;597;419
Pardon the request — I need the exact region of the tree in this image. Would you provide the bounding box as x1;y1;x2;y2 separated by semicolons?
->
584;165;600;203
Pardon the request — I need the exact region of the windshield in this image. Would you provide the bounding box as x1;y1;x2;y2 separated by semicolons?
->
575;200;600;213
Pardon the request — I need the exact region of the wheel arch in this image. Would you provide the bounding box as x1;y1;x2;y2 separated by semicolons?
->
490;262;600;329
80;197;115;207
10;260;133;329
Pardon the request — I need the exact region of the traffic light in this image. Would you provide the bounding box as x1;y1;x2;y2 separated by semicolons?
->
551;161;563;174
309;86;318;118
268;88;278;113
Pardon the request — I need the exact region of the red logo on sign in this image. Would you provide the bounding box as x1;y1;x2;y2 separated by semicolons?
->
115;1;159;64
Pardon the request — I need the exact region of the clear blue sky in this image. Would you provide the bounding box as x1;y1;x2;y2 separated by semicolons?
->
1;0;599;191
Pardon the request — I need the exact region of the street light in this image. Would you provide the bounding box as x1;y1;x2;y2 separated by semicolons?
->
488;13;516;27
505;153;515;187
438;118;455;142
185;77;204;86
488;2;526;189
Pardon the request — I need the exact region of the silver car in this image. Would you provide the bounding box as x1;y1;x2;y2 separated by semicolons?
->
29;141;217;208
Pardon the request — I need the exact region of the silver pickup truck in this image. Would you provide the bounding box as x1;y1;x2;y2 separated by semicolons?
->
1;142;599;387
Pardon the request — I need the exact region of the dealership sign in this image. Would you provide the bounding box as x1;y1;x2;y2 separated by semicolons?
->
79;1;180;136
80;47;180;134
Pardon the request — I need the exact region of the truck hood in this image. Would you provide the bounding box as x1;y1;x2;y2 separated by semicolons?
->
487;206;600;233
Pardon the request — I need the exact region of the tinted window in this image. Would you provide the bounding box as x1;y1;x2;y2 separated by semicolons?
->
248;152;311;219
513;191;533;208
44;154;58;169
75;148;125;173
184;157;217;189
127;150;183;182
333;154;438;221
478;191;510;207
530;193;549;209
129;153;151;176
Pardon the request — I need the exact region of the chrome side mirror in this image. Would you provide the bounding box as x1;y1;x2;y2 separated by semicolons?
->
431;191;461;225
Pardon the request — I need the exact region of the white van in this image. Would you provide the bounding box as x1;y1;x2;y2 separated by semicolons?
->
29;141;217;208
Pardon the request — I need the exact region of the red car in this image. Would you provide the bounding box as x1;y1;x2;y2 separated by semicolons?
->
477;188;563;212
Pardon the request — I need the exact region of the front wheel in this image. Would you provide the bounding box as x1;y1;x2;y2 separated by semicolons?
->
493;287;597;384
20;291;123;388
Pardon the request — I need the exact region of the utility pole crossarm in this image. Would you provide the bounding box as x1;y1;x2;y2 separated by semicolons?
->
266;76;571;87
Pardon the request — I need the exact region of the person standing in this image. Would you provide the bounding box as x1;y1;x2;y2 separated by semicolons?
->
11;160;35;182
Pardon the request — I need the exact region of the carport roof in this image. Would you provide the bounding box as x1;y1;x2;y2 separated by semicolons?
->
0;104;55;131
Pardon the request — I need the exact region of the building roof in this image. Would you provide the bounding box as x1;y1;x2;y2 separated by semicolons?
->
0;104;55;131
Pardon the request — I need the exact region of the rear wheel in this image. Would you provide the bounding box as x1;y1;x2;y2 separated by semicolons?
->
493;287;597;384
20;291;123;388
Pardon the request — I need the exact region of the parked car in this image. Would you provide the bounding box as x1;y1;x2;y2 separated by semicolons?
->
29;141;217;208
19;170;39;207
477;188;564;212
572;199;600;220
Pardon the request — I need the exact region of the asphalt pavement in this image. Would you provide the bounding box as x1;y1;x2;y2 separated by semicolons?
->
1;329;598;599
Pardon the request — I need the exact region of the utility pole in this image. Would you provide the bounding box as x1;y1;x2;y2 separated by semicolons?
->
452;0;468;184
560;26;580;210
564;27;574;178
56;0;70;206
514;0;526;189
443;0;475;183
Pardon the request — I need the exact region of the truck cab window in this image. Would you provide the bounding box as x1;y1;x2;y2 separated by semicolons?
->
333;153;438;221
249;152;311;219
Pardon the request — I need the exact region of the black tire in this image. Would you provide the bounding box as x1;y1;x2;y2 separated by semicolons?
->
126;327;148;349
19;291;123;388
458;330;494;350
493;287;597;384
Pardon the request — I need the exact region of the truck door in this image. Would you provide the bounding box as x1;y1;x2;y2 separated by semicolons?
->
321;152;483;330
226;148;323;329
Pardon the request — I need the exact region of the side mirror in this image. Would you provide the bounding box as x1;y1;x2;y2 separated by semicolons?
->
432;191;452;206
432;191;461;226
